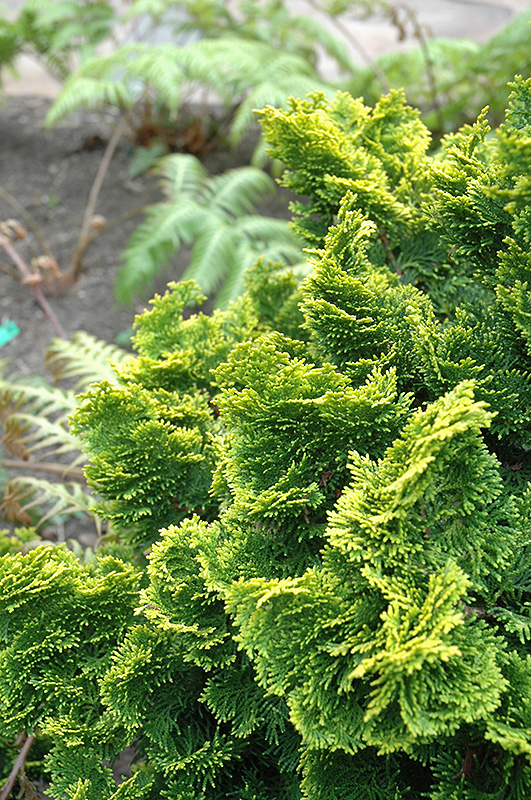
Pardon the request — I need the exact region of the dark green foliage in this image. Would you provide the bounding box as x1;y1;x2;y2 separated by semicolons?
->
3;78;531;799
0;547;140;738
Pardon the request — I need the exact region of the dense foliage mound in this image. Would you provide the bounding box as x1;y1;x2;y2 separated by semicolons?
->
1;76;531;799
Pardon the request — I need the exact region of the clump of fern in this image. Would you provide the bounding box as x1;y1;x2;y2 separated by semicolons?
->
0;332;127;534
119;152;306;307
0;0;117;84
44;37;331;163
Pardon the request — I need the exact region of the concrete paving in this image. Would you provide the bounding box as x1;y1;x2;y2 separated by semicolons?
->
1;0;530;97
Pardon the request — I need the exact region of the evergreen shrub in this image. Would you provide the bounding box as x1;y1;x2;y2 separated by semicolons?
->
2;76;531;799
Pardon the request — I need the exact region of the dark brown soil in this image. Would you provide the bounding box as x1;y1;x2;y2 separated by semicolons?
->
0;98;159;367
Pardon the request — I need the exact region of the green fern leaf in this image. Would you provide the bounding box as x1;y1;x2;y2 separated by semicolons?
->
45;331;128;389
183;222;239;297
155;151;208;195
120;154;301;307
229;73;331;148
2;476;97;529
45;43;185;126
45;74;134;127
117;201;208;304
205;168;276;218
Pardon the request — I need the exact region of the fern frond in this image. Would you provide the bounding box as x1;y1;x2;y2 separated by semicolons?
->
22;0;117;56
1;476;97;529
211;243;250;309
231;75;332;148
124;0;174;21
178;38;317;102
117;201;209;304
45;332;128;390
0;380;77;420
45;43;185;126
237;215;303;248
45;75;134;127
2;411;82;462
205;168;276;218
183;222;239;297
120;154;300;306
155;152;207;196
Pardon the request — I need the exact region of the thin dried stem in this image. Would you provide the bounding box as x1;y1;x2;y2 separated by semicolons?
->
2;459;86;481
82;204;148;250
0;234;66;338
0;732;35;800
397;4;445;137
0;185;54;260
307;0;390;92
69;114;130;280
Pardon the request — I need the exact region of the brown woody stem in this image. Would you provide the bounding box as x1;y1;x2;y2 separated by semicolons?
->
307;0;391;92
0;732;35;800
69;114;129;280
0;234;66;338
2;459;86;481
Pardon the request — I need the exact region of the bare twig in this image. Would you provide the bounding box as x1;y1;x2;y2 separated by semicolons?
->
0;233;66;338
396;4;445;137
0;185;54;260
69;114;130;280
82;204;148;251
0;731;35;800
307;0;391;92
2;459;86;481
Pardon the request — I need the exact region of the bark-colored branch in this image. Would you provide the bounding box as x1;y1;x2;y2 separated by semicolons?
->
2;459;86;481
0;234;66;338
0;732;35;800
307;0;391;92
69;114;129;280
398;3;445;137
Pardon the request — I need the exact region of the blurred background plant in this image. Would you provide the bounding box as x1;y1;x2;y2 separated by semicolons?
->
0;332;127;540
0;0;117;82
1;1;530;312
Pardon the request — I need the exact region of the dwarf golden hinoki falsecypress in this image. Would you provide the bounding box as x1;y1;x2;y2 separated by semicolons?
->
1;77;531;799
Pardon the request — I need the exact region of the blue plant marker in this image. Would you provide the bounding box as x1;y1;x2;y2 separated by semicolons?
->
0;319;20;348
